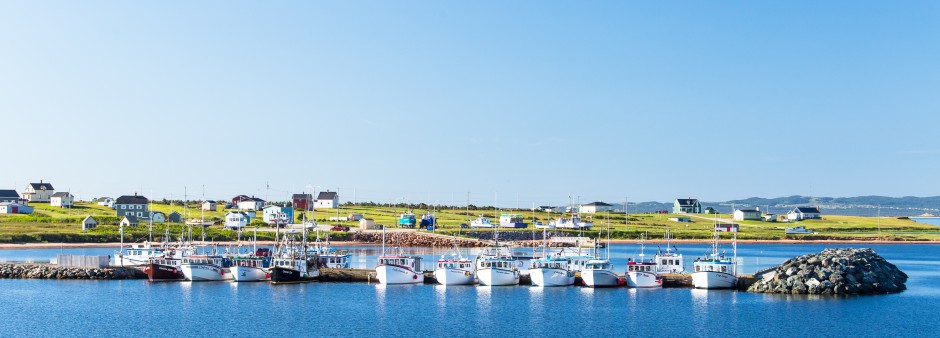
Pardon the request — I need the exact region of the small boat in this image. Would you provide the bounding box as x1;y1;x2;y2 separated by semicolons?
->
231;248;272;282
434;238;475;285
180;255;231;281
498;214;528;228
375;229;425;284
270;257;319;284
420;213;436;228
112;242;165;266
308;232;351;269
691;232;737;289
470;216;494;228
529;255;575;287
548;213;593;229
185;219;214;227
785;226;814;234
146;257;184;282
475;229;520;286
399;213;417;228
582;218;620;288
626;234;661;288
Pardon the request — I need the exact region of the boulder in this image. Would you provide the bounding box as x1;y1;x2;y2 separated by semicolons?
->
748;248;906;295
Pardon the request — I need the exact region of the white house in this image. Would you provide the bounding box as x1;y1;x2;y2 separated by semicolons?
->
0;190;21;204
733;208;761;221
120;215;139;228
22;181;54;202
50;192;74;208
81;215;98;230
151;212;167;223
315;191;338;209
579;202;614;214
787;207;821;221
202;201;217;211
237;197;265;211
263;205;293;225
96;197;114;208
714;223;739;232
225;211;250;229
0;202;33;214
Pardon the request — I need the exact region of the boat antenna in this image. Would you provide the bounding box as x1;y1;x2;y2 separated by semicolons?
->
732;232;738;275
148;190;153;243
606;210;611;260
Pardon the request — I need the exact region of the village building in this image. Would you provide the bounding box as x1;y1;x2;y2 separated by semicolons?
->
237;197;265;211
733;208;762;221
202;201;217;211
359;218;379;230
0;190;22;204
151;211;167;223
50;192;74;208
537;206;558;213
96;197;114;208
673;198;703;214
714;223;740;232
120;215;139;227
787;207;822;221
292;193;313;211
704;207;719;214
579;202;614;214
0;202;32;214
231;195;250;206
115;194;149;219
22;181;54;202
168;211;183;223
263;205;294;225
225;211;251;229
81;215;98;230
315;191;338;209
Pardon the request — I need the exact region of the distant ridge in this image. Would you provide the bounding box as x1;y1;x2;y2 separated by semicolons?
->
626;195;940;217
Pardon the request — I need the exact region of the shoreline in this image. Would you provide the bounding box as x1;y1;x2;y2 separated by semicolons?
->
0;239;937;249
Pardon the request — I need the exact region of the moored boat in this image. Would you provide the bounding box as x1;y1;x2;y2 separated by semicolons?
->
433;238;475;285
581;259;620;287
375;229;425;284
146;257;183;282
691;232;737;289
270;257;319;284
529;255;575;287
180;255;230;281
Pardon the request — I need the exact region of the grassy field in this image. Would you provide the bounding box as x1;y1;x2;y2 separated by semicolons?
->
0;202;938;243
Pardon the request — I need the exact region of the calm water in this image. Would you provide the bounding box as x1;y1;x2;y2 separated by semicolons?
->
1;243;938;337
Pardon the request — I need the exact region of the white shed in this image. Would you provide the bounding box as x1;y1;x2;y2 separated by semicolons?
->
82;215;98;230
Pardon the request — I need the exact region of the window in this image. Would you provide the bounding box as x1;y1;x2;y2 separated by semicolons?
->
121;205;126;210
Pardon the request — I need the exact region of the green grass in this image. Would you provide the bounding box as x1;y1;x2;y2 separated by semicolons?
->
1;202;938;243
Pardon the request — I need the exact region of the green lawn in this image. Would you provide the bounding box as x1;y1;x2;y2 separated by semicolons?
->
1;202;938;243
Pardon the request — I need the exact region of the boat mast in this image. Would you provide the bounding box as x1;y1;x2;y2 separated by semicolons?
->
148;190;153;243
606;210;611;260
732;232;738;275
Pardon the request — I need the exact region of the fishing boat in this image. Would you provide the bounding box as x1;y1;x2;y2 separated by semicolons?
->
691;232;737;289
548;213;593;229
475;228;520;286
470;216;494;228
529;227;575;287
498;214;528;228
270;256;319;284
146;256;184;282
112;242;165;266
582;214;620;287
180;254;231;281
433;238;475;285
399;213;417;228
231;248;272;282
785;226;814;234
375;229;425;284
308;232;351;269
626;234;660;288
420;212;436;228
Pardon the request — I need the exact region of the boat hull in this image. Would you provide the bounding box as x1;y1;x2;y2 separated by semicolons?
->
181;264;228;282
692;271;737;289
529;268;575;287
476;268;519;286
581;269;621;288
626;271;662;288
231;266;270;282
147;263;183;282
433;268;475;285
270;267;318;284
376;265;424;284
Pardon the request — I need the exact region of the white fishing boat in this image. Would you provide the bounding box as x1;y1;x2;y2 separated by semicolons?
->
375;230;425;284
498;214;528;228
691;232;737;289
308;232;352;269
180;255;230;281
475;228;520;286
529;227;575;287
231;255;270;282
112;242;165;266
433;238;475;285
582;214;620;287
470;216;494;228
785;226;814;234
548;213;593;229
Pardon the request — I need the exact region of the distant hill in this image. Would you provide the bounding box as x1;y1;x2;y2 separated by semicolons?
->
626;195;940;217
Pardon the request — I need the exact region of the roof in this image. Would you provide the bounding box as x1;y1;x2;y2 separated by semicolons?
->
583;201;613;207
239;196;265;202
169;211;182;216
794;207;820;214
317;191;337;200
0;190;20;199
122;215;138;223
676;198;699;206
116;195;148;204
736;209;760;213
82;215;96;223
292;193;312;199
51;192;72;198
29;182;54;190
151;211;166;216
203;200;216;204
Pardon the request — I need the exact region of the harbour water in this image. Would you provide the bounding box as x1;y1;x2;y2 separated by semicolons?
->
1;243;938;337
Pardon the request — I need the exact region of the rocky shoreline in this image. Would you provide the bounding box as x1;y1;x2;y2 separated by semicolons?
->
0;263;145;280
747;248;907;295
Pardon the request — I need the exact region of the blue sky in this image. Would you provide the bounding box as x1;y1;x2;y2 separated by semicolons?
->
2;1;938;206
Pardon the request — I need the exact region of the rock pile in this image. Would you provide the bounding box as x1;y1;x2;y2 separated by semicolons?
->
747;248;907;295
0;263;145;280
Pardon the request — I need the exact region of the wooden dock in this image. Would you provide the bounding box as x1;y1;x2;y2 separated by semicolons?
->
662;273;758;290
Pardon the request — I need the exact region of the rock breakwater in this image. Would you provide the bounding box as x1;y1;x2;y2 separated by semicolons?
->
0;263;145;280
352;233;490;247
748;248;907;295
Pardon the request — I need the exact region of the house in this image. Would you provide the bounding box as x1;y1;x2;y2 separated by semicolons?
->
50;192;74;208
81;215;98;230
292;193;313;211
579;202;614;214
360;218;379;230
115;194;149;219
231;195;250;206
237;196;265;211
0;202;32;214
120;215;139;227
0;190;21;204
225;211;251;229
714;223;739;232
315;191;338;209
762;214;777;222
263;205;294;226
168;211;183;223
537;206;558;213
151;211;167;223
202;201;217;211
704;207;718;214
787;207;822;221
96;197;114;208
733;208;761;221
673;198;702;214
22;181;54;202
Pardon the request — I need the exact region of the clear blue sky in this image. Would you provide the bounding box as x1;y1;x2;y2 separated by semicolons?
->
2;1;938;206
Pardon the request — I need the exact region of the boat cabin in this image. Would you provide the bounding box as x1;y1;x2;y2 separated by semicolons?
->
378;256;421;272
182;256;224;266
531;257;569;270
693;260;733;273
318;254;350;269
149;257;180;267
235;257;269;268
627;262;656;272
273;258;308;272
585;261;612;270
478;257;516;271
437;259;472;270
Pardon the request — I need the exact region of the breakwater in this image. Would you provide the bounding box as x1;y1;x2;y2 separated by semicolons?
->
0;263;145;280
747;248;907;294
352;232;490;247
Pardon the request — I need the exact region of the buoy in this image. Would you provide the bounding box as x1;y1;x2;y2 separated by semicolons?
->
413;274;418;280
